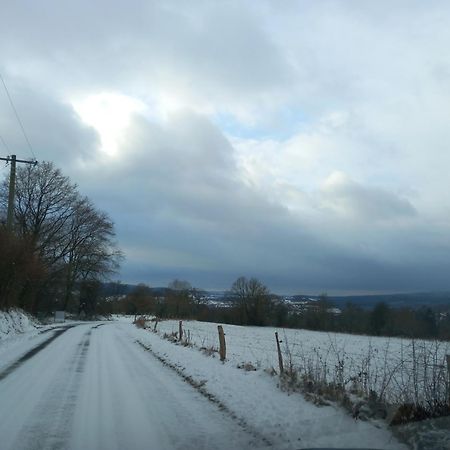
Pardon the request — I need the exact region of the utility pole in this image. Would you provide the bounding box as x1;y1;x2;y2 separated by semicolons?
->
0;155;37;232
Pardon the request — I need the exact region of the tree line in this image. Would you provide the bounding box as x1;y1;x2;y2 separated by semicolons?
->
2;162;448;343
118;276;450;341
0;162;122;315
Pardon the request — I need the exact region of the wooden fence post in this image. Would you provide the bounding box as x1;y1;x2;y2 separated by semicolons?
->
218;325;226;362
275;331;284;375
179;320;183;342
446;355;450;406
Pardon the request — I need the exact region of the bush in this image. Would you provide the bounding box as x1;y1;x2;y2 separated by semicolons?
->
0;228;45;311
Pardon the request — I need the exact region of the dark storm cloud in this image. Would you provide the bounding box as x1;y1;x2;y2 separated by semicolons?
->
1;78;449;293
2;1;450;293
65;110;450;292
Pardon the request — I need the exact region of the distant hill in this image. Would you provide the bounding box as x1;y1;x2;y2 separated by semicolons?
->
100;282;134;296
326;292;450;310
100;283;203;298
100;283;174;297
100;282;450;310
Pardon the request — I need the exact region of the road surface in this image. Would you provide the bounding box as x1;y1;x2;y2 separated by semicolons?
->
0;322;263;450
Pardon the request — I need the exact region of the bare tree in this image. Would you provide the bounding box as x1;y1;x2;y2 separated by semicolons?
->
1;162;78;261
166;279;194;317
61;197;122;310
230;276;272;326
168;279;192;291
1;161;123;313
124;284;155;316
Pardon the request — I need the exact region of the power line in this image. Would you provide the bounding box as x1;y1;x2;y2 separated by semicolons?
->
0;133;10;153
0;73;36;160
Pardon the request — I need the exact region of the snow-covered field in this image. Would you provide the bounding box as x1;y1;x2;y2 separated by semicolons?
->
151;319;450;405
128;319;408;449
0;317;409;449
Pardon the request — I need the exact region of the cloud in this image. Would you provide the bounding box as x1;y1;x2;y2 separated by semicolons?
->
2;1;450;293
0;1;294;123
0;75;99;165
67;109;446;293
319;171;417;222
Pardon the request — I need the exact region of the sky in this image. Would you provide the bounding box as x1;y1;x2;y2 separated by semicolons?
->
1;0;450;294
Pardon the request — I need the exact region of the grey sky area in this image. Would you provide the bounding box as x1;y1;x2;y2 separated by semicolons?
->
1;1;450;294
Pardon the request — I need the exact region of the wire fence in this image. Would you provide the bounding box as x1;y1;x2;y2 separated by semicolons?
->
147;318;450;409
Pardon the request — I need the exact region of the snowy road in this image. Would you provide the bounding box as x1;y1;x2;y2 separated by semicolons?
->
0;322;263;450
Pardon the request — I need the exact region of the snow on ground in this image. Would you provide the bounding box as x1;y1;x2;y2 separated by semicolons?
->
0;309;76;373
0;308;40;341
128;321;408;449
0;322;268;450
0;315;443;449
150;319;450;405
0;309;47;370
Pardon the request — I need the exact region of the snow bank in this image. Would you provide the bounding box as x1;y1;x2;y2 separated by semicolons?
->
0;309;54;373
0;309;40;342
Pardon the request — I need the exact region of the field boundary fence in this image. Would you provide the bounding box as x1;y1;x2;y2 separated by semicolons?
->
140;317;450;419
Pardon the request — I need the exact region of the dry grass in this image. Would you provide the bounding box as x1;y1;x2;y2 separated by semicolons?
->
279;333;450;424
133;316;148;329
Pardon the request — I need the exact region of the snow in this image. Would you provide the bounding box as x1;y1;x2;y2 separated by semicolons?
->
0;308;40;341
0;309;51;372
0;309;82;375
0;315;419;449
0;322;264;449
151;319;450;405
129;322;407;449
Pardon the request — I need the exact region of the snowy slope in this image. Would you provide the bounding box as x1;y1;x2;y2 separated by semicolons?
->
0;309;40;341
0;309;64;374
151;318;450;405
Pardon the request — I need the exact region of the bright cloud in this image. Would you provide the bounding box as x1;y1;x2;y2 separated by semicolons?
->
1;0;450;293
72;92;146;156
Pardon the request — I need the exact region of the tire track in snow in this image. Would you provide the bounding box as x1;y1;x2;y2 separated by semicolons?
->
135;339;273;448
70;324;262;450
0;325;77;381
11;327;94;450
